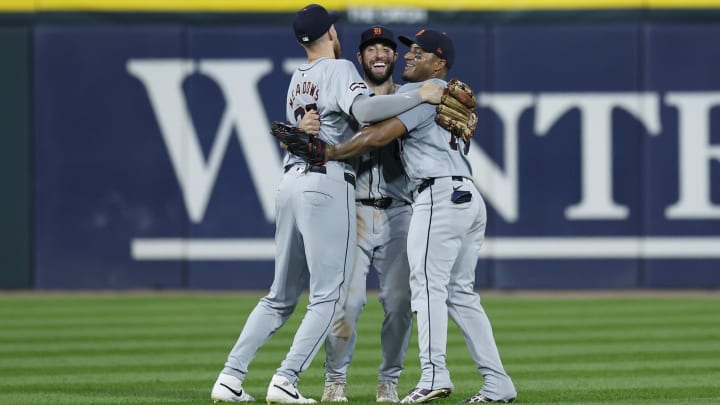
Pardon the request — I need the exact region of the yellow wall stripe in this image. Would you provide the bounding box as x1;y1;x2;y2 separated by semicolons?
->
2;0;719;12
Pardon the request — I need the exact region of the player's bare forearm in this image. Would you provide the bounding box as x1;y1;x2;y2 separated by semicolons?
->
327;118;407;161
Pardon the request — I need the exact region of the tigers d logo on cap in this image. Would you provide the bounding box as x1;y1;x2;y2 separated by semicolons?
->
359;25;397;51
398;29;455;69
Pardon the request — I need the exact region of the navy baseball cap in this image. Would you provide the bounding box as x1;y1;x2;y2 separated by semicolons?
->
359;26;397;51
293;4;340;44
399;29;455;69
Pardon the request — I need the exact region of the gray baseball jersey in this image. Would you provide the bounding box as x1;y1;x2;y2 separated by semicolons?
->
324;138;413;385
221;57;366;386
395;79;473;183
353;140;412;203
285;58;368;152
395;79;517;400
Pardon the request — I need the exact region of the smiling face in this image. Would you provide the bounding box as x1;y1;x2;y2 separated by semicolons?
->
358;41;397;86
401;43;444;83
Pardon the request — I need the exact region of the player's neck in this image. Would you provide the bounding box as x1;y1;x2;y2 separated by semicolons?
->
368;79;398;95
430;70;448;80
306;45;336;63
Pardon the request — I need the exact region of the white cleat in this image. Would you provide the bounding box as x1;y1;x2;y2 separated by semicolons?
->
400;387;452;404
321;381;348;402
211;373;256;403
376;381;399;403
266;374;317;404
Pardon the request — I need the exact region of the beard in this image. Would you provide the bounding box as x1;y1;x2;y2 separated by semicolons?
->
362;60;395;86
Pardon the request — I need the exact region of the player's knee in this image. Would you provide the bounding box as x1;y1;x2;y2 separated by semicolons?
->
330;318;355;339
380;294;411;313
344;302;365;318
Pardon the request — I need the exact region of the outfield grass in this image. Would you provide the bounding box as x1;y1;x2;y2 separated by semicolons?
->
0;292;719;404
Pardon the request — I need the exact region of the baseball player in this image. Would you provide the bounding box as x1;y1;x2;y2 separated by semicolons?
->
309;26;413;403
210;5;444;404
284;29;517;404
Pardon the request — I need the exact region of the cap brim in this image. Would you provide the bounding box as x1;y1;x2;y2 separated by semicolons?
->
398;35;415;47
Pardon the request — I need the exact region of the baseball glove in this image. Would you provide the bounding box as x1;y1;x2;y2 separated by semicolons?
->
270;121;327;165
435;78;478;142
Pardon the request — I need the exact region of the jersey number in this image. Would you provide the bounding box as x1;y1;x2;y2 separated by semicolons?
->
293;103;318;122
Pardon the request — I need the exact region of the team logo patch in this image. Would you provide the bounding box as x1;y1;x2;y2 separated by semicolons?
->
349;82;368;91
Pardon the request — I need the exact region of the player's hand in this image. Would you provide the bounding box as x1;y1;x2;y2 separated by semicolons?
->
298;109;320;135
270;121;327;165
418;82;444;104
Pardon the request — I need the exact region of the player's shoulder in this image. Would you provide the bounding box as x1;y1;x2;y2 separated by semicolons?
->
398;78;447;93
302;57;354;71
332;58;354;65
334;59;359;72
320;58;355;69
316;59;359;79
397;82;421;93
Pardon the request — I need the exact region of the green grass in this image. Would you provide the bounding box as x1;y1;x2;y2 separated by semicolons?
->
1;292;719;404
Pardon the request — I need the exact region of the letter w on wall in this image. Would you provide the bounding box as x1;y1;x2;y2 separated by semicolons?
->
127;59;282;223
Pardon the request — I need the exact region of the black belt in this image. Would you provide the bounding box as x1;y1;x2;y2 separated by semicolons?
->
417;176;464;194
358;197;393;209
284;164;356;187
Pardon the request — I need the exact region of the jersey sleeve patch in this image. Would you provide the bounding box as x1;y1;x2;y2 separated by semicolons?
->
349;82;367;91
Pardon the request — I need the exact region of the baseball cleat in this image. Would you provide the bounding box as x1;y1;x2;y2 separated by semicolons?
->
376;380;399;403
462;391;515;403
321;381;348;402
399;387;452;403
266;374;317;404
211;373;255;403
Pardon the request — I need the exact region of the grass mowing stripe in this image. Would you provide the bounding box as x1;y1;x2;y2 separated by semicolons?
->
505;349;720;364
506;365;720;379
4;308;714;323
0;337;240;352
478;326;720;341
0;370;239;386
1;315;253;327
2;363;221;377
3;331;711;351
513;374;720;390
0;394;197;405
507;357;720;372
0;329;244;342
493;340;720;356
446;332;720;345
0;343;289;359
489;315;718;329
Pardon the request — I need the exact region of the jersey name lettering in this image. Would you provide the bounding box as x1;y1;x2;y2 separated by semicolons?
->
288;81;319;108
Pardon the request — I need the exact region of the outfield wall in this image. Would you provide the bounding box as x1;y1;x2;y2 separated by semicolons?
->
0;27;31;289
1;3;720;290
